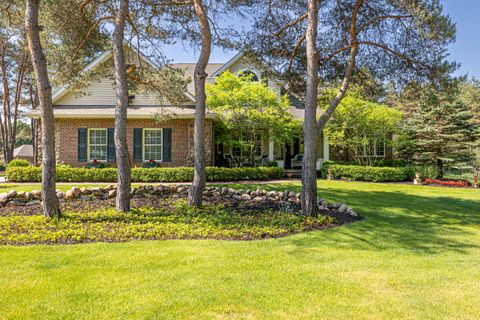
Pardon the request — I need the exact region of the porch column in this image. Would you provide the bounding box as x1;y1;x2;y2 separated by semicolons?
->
268;141;275;161
323;133;329;161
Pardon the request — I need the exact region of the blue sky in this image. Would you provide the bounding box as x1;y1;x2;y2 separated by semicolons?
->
164;0;480;79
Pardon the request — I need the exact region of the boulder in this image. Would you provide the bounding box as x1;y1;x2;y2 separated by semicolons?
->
338;204;348;213
108;189;117;198
91;187;103;196
0;192;9;203
232;194;241;201
240;194;252;201
31;190;41;198
26;200;41;206
7;190;17;199
71;187;81;196
16;191;26;199
25;192;34;200
65;190;77;201
79;195;91;201
56;192;65;200
288;191;296;198
253;196;266;202
80;187;92;195
7;200;25;207
266;191;277;197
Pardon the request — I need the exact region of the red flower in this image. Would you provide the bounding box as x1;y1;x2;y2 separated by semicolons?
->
424;179;471;188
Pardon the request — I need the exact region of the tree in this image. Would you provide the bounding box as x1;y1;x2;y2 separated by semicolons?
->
24;0;60;218
187;0;212;207
249;0;455;215
112;0;131;212
321;90;403;165
207;71;301;166
406;86;478;177
301;0;319;216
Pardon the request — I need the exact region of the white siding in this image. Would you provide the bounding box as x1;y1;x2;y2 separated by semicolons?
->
54;77;168;106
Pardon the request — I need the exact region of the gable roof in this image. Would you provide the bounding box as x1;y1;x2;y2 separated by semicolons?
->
13;144;33;158
169;63;224;95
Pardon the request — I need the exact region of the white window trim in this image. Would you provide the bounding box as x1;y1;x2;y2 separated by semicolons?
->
143;128;163;162
87;128;108;162
358;137;386;158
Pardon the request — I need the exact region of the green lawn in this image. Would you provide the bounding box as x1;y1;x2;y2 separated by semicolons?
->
1;180;479;319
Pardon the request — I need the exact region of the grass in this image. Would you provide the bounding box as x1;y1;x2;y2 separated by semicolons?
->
1;180;479;319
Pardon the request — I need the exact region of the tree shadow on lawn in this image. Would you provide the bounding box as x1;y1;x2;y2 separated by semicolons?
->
286;187;480;255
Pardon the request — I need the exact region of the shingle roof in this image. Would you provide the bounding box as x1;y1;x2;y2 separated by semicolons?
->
13;144;33;158
28;105;217;119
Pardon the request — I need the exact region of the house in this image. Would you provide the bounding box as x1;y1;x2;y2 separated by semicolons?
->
13;144;34;164
27;49;332;169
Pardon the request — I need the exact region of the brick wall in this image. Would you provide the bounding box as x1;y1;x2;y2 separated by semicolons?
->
55;118;214;167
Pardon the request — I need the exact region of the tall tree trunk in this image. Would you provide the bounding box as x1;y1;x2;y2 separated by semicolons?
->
301;0;319;217
113;0;131;212
29;84;40;166
25;0;61;218
187;0;212;207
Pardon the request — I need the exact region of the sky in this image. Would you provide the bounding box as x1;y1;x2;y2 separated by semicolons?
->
163;0;480;79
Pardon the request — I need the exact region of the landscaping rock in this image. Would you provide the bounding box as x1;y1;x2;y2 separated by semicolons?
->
26;200;41;206
57;192;65;200
16;191;26;199
65;190;77;201
79;195;91;201
108;189;117;198
31;190;41;198
232;194;241;201
80;187;92;195
0;192;8;203
253;196;266;202
7;190;17;199
240;194;252;201
7;200;25;207
338;204;348;213
288;191;296;198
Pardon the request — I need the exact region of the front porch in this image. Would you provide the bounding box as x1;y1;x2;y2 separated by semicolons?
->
215;133;329;170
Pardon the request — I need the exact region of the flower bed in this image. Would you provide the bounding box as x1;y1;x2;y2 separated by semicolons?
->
423;178;472;188
0;185;360;245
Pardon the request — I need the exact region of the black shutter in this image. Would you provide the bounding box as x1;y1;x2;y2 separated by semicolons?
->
78;128;87;162
163;128;172;162
133;128;143;162
107;128;115;162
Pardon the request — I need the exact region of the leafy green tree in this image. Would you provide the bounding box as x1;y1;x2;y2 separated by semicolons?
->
406;87;478;177
207;71;301;167
320;90;403;166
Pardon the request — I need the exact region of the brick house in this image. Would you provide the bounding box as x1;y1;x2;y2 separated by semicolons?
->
27;50;337;169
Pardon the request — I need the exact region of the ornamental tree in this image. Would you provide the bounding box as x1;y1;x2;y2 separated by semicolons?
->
320;90;403;166
207;71;301;167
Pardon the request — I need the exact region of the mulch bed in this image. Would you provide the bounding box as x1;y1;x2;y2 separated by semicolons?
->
0;195;361;225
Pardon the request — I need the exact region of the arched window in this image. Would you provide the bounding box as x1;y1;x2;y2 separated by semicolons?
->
238;69;260;82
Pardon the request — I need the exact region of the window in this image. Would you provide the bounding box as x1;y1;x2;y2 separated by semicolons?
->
88;129;107;161
357;136;386;158
143;129;162;161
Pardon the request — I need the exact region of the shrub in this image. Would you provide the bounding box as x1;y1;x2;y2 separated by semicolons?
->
322;162;409;182
7;159;30;168
6;166;284;182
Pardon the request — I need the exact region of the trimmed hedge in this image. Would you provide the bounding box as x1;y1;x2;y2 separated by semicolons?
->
7;159;30;168
322;162;410;182
6;166;284;183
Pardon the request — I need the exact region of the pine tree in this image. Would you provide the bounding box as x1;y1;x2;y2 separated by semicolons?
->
407;88;478;177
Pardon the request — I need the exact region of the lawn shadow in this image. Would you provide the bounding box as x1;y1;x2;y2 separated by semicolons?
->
286;187;480;255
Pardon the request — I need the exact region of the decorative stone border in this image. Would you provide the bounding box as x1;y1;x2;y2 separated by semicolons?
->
0;185;358;217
